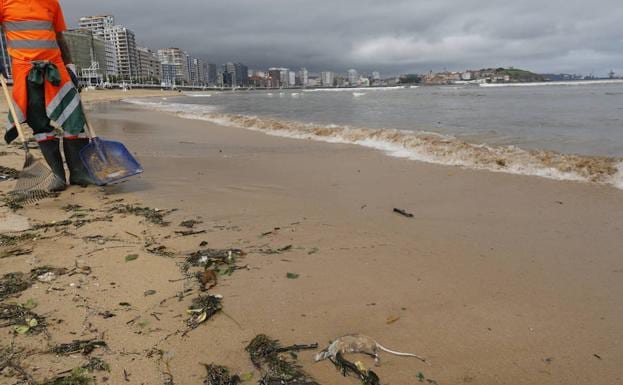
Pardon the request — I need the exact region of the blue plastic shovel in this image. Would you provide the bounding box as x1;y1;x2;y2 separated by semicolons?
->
79;102;143;186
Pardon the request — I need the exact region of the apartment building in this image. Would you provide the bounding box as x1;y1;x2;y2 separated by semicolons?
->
137;47;161;82
158;48;190;85
78;15;118;76
108;25;138;81
63;29;108;83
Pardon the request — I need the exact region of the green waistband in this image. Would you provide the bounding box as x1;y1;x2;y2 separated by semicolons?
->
28;61;61;86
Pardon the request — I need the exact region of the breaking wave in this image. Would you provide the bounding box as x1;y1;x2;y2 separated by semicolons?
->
124;98;623;190
303;86;412;92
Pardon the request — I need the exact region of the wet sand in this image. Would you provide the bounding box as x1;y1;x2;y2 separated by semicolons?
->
1;98;622;385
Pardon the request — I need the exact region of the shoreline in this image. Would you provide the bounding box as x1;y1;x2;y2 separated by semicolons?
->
1;98;622;385
124;96;623;191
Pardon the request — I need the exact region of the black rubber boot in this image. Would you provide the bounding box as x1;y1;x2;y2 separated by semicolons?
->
63;138;94;186
37;139;67;192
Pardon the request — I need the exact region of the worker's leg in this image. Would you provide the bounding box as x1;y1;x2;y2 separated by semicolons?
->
27;78;66;191
62;133;93;186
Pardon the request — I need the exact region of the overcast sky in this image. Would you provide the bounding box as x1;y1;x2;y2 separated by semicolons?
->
60;0;623;76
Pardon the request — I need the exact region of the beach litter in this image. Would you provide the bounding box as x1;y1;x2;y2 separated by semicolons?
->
245;334;319;385
185;295;222;332
184;248;246;272
31;266;69;282
393;208;414;218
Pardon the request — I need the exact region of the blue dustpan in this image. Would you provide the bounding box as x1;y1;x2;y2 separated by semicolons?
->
78;103;143;186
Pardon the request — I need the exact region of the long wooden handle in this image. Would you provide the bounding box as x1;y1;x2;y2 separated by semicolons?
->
0;73;27;144
79;100;97;139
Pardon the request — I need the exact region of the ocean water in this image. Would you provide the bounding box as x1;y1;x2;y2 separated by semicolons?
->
125;81;623;189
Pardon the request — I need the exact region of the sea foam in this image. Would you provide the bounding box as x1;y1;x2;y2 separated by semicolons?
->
123;98;623;190
479;79;623;88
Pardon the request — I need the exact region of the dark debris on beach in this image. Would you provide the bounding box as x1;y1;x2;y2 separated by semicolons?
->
52;340;108;356
0;303;46;334
185;295;223;332
0;272;31;301
110;204;174;226
0;166;19;180
245;335;319;385
203;364;241;385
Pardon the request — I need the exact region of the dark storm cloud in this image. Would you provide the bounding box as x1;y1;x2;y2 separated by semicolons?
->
59;0;623;76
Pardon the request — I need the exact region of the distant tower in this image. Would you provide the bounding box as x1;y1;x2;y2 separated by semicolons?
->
609;70;615;79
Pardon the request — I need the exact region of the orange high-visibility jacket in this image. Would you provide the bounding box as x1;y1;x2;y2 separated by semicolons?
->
1;0;85;142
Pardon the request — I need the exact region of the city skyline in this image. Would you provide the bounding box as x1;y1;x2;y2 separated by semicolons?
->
59;0;623;77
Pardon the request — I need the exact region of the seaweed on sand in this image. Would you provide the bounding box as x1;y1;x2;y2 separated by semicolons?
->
110;204;173;226
0;303;46;334
245;335;319;385
329;352;379;385
185;295;222;332
0;232;37;247
1;192;58;211
52;340;107;356
203;364;241;385
0;272;31;301
0;166;19;179
81;357;110;372
1;194;24;210
180;219;203;229
0;345;34;383
40;368;93;385
32;220;73;230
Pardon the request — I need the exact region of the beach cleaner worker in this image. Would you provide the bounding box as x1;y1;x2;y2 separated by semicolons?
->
1;0;92;190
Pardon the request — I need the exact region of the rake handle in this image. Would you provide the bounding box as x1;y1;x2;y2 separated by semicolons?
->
0;73;27;146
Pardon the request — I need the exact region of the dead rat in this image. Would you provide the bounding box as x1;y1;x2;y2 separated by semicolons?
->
315;334;429;366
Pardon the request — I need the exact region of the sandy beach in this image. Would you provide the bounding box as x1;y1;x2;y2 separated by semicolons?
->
1;90;622;385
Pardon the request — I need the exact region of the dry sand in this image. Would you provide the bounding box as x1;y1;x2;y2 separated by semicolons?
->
0;94;622;385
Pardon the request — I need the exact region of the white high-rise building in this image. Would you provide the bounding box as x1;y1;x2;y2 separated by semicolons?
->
108;25;138;81
78;15;118;77
80;16;138;81
299;68;308;87
321;71;335;87
347;69;359;85
289;71;296;87
372;71;381;80
158;48;190;85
